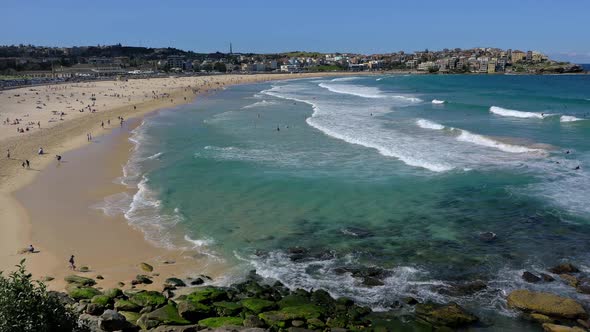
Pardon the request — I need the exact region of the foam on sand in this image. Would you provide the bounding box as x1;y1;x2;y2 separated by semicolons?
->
489;106;544;119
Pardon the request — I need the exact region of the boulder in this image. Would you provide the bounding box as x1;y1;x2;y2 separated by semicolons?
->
415;302;478;328
258;305;324;328
48;291;76;306
64;275;96;286
85;303;104;316
151;325;200;332
576;278;590;294
115;299;141;312
560;274;580;287
96;275;104;280
140;262;154;272
522;271;542;283
241;298;276;314
306;317;325;330
479;231;497;242
41;276;55;282
213;301;243;316
530;313;554;324
103;288;123;299
549;263;580;274
137;304;190;329
542;323;586;332
177;300;212;322
98;309;130;331
243;314;266;328
91;295;111;307
134;274;153;285
190;278;204;286
541;273;556;282
165;277;186;287
78;313;100;331
119;311;141;325
438;280;487;296
129;290;167;307
66;284;102;300
507;290;587;319
198;317;243;328
185;287;228;304
79;266;90;272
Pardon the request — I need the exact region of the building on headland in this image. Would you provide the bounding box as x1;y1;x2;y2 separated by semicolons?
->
167;55;185;70
280;64;298;73
510;51;526;63
526;51;533;62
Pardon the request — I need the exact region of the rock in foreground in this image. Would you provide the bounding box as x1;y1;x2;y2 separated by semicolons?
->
507;289;587;319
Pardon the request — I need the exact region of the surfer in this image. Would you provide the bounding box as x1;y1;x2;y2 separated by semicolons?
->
575;165;581;170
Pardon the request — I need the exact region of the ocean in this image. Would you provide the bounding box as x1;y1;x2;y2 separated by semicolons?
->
98;74;590;329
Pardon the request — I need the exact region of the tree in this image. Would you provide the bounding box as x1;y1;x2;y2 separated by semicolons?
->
0;260;79;331
213;62;227;72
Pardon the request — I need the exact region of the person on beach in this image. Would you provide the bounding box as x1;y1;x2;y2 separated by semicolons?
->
38;147;44;155
6;148;9;159
25;159;30;168
69;255;76;270
27;244;34;253
22;161;25;168
101;121;104;128
56;155;62;162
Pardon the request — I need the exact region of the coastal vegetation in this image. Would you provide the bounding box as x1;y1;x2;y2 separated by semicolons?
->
0;260;78;331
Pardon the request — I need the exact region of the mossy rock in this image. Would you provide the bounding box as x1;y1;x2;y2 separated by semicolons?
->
135;274;153;284
64;275;96;286
186;286;228;304
278;294;311;308
115;299;141;312
137;304;190;329
140;262;154;272
165;277;186;287
103;288;123;299
79;266;90;272
307;317;326;329
177;300;212;322
259;305;324;327
241;298;276;314
415;302;478;328
123;288;144;298
66;285;102;300
198;316;243;328
91;295;111;306
119;311;141;325
41;276;55;282
130;290;167;307
213;301;243;316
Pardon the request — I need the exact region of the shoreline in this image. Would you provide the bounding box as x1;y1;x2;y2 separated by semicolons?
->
0;72;374;289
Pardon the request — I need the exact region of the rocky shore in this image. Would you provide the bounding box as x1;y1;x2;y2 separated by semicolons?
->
40;260;590;331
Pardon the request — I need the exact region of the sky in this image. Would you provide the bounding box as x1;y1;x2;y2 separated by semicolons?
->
1;0;589;62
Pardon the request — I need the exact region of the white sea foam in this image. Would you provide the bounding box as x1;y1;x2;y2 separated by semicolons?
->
490;106;545;119
415;119;542;154
431;99;446;104
318;82;422;103
416;119;445;130
560;115;584;122
146;152;163;160
456;130;541;154
241;100;277;109
237;250;448;310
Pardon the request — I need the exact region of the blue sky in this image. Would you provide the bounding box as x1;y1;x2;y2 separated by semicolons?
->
1;0;589;62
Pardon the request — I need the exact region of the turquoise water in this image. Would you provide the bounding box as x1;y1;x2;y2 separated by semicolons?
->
101;74;590;328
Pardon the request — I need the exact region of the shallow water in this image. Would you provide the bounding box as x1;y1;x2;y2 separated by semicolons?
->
98;75;590;330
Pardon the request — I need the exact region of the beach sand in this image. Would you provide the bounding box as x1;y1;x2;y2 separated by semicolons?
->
0;72;367;290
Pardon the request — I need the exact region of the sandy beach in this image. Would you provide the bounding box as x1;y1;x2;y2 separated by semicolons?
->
0;72;369;290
